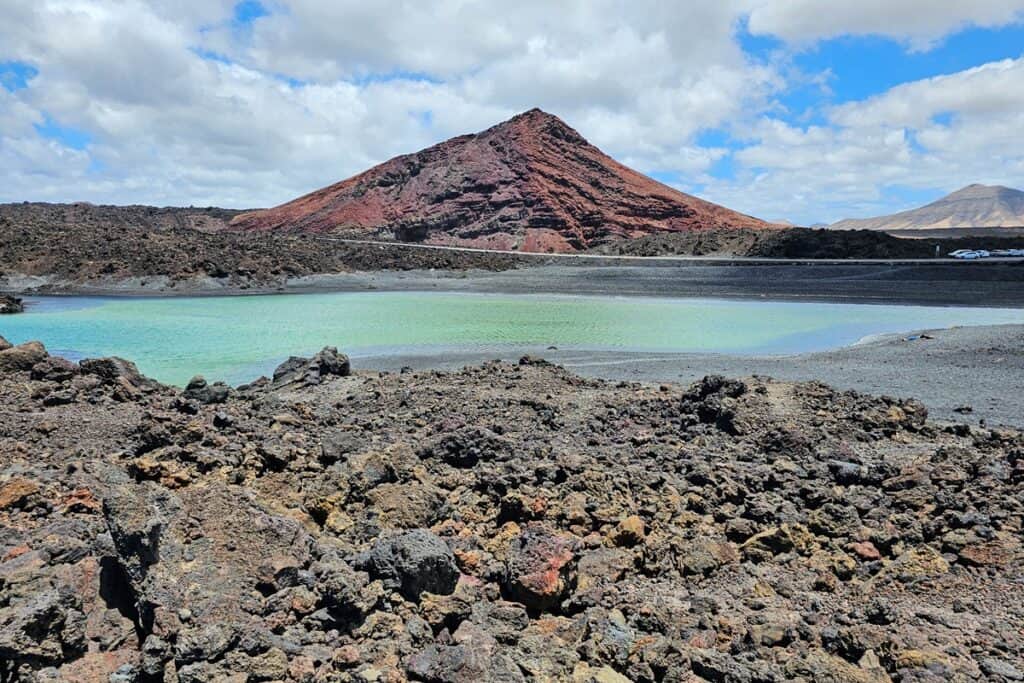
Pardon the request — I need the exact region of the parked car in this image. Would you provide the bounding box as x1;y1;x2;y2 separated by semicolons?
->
949;249;982;259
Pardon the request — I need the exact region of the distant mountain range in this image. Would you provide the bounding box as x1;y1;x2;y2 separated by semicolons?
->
831;184;1024;231
229;109;774;252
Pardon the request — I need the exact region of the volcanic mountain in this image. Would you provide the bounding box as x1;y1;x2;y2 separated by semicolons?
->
230;109;772;252
831;184;1024;231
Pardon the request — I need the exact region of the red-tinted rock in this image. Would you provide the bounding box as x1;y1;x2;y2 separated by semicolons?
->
0;478;40;510
231;109;773;252
504;524;577;611
958;539;1018;567
849;541;882;561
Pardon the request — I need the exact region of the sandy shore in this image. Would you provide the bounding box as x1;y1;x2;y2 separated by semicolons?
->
290;261;1024;307
354;323;1024;428
6;260;1024;306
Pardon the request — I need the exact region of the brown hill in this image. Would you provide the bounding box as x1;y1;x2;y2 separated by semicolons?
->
230;109;773;252
831;184;1024;231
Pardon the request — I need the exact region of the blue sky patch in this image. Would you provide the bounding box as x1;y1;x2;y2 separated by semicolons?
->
763;25;1024;108
34;113;93;150
191;48;234;65
0;61;38;91
233;1;269;25
878;184;947;210
352;70;443;87
647;171;678;184
412;110;434;127
793;30;1021;107
735;20;1024;126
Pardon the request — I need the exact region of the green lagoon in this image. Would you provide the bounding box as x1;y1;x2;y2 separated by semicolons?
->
2;292;1021;386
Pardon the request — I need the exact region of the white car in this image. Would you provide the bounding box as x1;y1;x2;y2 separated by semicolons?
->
949;249;981;259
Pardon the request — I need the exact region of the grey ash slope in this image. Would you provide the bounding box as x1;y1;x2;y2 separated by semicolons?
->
831;184;1024;231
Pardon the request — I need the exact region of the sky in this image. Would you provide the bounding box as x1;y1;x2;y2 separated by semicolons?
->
1;1;1024;225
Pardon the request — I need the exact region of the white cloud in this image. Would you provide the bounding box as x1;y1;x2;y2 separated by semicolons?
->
700;57;1024;224
0;0;775;207
747;0;1024;50
0;0;1023;226
831;58;1024;127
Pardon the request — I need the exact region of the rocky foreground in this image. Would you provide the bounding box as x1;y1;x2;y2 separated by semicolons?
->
1;336;1022;682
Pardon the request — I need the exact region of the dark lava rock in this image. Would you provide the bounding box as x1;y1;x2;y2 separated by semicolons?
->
0;294;23;314
0;341;47;373
0;588;85;667
102;475;312;671
272;346;351;387
30;356;80;383
355;529;459;601
407;621;525;682
182;375;231;404
79;356;159;398
419;426;513;468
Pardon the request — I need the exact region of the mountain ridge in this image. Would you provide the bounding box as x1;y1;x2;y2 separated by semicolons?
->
229;109;774;252
831;184;1024;231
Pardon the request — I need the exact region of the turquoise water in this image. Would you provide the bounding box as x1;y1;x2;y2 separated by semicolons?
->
1;292;1021;386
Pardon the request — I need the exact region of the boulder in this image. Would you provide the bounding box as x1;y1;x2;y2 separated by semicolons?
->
79;356;159;397
102;476;312;672
0;294;24;314
0;589;85;668
0;477;41;510
272;346;350;387
740;524;817;562
784;649;891;682
572;662;632;683
575;548;633;593
366;482;446;530
182;375;231;404
419;426;514;468
356;529;459;601
30;356;79;383
0;341;47;373
980;658;1024;681
504;524;577;612
407;621;525;682
609;515;645;547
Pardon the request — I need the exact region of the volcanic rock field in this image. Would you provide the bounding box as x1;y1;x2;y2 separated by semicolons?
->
1;335;1022;681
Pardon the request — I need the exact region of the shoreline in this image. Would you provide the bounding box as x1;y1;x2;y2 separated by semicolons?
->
5;260;1024;308
350;323;1024;428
